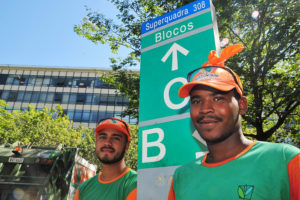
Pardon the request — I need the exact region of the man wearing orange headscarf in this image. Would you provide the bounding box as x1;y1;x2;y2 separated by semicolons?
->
168;45;300;200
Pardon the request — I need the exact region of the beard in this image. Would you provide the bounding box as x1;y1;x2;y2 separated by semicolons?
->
97;145;127;165
200;111;241;145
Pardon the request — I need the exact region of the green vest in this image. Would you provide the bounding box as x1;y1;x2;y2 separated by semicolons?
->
78;169;137;200
172;141;300;200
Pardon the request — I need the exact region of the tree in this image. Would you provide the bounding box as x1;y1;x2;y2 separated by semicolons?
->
0;100;97;165
214;0;299;143
0;100;139;169
125;125;138;170
74;0;299;144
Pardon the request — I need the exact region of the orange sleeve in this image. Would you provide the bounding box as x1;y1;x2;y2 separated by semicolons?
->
287;154;300;200
168;180;175;200
73;189;79;200
125;188;137;200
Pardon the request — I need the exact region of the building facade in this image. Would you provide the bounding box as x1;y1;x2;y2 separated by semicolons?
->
0;65;136;128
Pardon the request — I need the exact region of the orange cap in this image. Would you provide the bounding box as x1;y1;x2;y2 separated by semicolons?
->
95;117;131;142
178;44;244;98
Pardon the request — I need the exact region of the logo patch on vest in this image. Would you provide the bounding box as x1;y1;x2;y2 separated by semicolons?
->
237;185;254;200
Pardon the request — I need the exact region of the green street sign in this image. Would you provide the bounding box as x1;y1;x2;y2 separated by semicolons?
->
138;0;220;199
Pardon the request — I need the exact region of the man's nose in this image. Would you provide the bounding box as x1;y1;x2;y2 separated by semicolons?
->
199;100;214;114
103;137;113;145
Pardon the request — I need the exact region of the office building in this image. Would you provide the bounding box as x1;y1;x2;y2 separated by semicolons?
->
0;65;136;128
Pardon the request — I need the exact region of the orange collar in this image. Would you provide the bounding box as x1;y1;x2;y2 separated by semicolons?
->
98;168;131;184
202;141;256;167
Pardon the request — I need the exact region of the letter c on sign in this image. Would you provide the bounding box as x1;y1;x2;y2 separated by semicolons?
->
164;77;190;110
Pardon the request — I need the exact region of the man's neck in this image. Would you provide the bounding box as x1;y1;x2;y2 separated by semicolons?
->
100;160;128;182
206;133;252;163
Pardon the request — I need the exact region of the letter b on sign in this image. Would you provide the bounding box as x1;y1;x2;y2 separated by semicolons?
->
142;128;166;163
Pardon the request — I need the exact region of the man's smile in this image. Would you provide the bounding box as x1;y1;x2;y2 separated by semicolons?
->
100;147;115;153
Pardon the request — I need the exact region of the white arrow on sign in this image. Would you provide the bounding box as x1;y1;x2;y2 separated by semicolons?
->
161;43;189;71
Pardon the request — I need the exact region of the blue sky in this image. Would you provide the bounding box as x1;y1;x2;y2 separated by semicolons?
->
0;0;130;69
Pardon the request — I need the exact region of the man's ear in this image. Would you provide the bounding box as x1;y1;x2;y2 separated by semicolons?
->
238;97;248;115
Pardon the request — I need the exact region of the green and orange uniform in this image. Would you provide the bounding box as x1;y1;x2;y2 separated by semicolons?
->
74;168;137;200
168;141;300;200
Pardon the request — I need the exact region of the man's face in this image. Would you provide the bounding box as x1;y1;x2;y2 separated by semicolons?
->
95;128;128;164
190;85;247;145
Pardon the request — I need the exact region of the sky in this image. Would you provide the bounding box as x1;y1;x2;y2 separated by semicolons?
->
0;0;130;70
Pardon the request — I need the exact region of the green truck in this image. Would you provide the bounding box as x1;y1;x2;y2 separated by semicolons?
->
0;142;96;200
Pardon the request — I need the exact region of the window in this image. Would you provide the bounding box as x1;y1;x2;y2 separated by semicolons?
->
67;110;75;121
72;79;80;88
82;110;90;122
31;92;39;102
76;94;86;104
74;110;82;122
107;94;116;105
62;93;69;104
1;91;9;100
21;75;29;85
54;93;62;103
24;91;32;102
105;111;114;119
115;96;125;106
35;77;43;86
17;91;25;101
27;77;36;86
39;92;47;103
90;111;98;123
6;75;14;84
64;78;73;87
86;94;93;104
77;80;86;88
43;77;51;86
98;111;107;121
92;94;101;105
94;79;102;88
87;78;94;88
52;77;65;87
69;93;77;104
8;91;18;101
0;74;8;84
46;93;54;103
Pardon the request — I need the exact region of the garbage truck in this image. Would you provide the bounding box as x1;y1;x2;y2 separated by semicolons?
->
0;142;97;200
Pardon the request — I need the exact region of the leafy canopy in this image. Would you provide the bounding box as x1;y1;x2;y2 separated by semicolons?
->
75;0;299;145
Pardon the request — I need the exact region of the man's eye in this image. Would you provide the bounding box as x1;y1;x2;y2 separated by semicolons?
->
191;99;201;104
113;137;121;141
214;96;224;101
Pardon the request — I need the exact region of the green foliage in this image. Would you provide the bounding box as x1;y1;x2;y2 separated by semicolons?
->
0;101;97;165
213;0;300;141
125;125;138;171
75;0;299;143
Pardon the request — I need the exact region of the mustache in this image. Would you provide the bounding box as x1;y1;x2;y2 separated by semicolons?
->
197;115;222;123
100;147;115;152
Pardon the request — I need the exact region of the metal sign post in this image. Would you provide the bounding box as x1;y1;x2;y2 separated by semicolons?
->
138;0;220;199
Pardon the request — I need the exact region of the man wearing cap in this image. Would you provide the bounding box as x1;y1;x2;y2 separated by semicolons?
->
74;117;137;200
168;45;300;200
